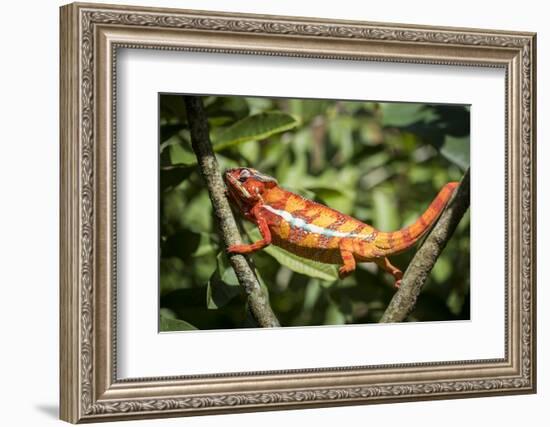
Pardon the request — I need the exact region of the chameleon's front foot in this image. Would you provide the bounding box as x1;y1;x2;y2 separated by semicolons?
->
227;244;255;255
227;236;271;255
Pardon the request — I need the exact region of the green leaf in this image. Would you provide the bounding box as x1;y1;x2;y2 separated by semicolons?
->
159;314;197;332
324;301;346;325
288;99;330;123
432;256;452;283
278;131;309;187
440;135;470;170
162;228;216;259
372;187;399;231
160;124;185;144
360;121;384;145
302;168;358;215
205;96;250;121
216;252;239;286
245;225;339;281
238;139;260;164
160;96;187;123
192;233;217;258
160;164;196;192
409;165;434;184
266;245;339;282
245;97;274;114
161;229;201;259
207;270;241;309
206;252;241;309
328;116;354;163
180;191;213;233
212;112;300;150
447;289;466;316
169;142;196;165
308;186;353;215
303;280;322;311
159;257;190;296
380;103;437;127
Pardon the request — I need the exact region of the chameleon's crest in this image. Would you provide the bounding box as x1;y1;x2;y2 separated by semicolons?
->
249;168;278;184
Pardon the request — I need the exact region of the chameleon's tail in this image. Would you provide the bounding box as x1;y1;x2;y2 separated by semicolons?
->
374;182;459;255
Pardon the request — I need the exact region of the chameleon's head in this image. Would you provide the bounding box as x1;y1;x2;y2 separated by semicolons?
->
224;168;278;209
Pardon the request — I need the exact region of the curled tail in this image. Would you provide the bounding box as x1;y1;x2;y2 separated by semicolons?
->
374;182;459;255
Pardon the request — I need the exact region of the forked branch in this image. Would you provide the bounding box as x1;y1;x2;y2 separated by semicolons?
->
380;169;470;323
184;96;280;328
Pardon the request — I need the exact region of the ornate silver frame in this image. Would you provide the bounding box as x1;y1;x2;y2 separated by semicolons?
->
60;2;536;423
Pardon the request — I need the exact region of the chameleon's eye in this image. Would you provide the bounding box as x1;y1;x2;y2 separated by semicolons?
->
238;169;251;182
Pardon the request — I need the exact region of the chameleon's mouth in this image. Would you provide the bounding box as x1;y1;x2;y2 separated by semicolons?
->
224;169;252;200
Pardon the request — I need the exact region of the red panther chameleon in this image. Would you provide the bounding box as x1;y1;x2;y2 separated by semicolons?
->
224;168;458;288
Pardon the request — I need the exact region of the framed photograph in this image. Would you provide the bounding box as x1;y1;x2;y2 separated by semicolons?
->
60;2;536;423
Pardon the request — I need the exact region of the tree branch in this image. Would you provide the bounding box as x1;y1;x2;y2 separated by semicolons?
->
184;96;280;328
379;169;470;323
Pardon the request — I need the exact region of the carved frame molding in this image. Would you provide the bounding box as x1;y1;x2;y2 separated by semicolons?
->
60;2;536;423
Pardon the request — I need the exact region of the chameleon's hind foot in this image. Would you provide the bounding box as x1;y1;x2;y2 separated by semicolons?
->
375;257;403;289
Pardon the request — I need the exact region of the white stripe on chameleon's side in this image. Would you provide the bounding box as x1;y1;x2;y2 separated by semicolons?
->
262;205;374;241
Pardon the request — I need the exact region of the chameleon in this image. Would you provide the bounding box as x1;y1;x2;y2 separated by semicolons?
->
224;167;458;288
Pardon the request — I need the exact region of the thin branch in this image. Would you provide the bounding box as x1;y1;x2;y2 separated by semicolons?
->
379;169;470;323
184;96;280;328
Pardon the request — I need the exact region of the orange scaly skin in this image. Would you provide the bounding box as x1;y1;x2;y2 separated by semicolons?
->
224;168;458;288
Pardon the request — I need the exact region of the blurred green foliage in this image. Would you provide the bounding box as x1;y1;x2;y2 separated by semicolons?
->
159;95;470;331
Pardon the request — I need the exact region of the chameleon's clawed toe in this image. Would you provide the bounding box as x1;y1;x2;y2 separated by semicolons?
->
227;244;244;254
338;266;353;279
